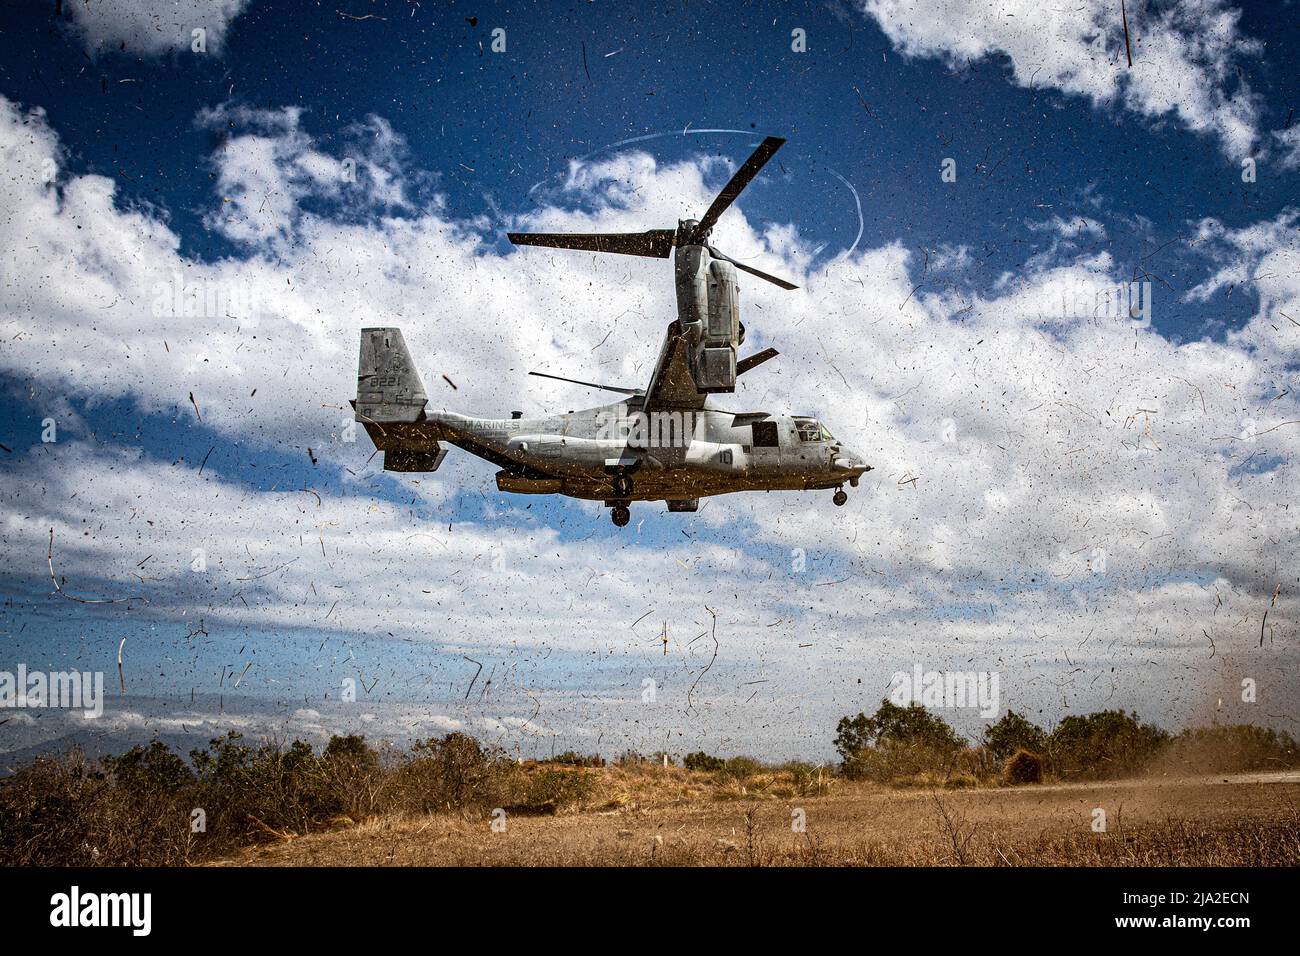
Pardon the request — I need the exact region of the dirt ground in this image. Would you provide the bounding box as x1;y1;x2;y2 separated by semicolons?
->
211;771;1300;867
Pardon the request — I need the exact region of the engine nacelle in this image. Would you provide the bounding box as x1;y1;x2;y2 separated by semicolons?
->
696;257;740;392
675;246;740;394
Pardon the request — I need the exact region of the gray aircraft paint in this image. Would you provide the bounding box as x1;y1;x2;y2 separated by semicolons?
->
352;137;871;525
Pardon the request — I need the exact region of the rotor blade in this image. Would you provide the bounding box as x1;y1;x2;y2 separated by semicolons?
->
528;371;643;396
507;229;675;259
736;347;779;376
692;136;786;240
707;246;799;291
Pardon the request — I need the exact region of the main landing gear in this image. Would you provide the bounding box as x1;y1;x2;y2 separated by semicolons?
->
609;472;634;525
833;488;848;507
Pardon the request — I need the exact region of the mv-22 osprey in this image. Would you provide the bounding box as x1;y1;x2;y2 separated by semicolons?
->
352;136;871;527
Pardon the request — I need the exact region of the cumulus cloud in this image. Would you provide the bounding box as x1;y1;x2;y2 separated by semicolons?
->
198;105;418;245
65;0;250;57
861;0;1263;160
1274;125;1300;171
0;696;488;762
0;441;764;651
1184;208;1300;314
1;93;1297;755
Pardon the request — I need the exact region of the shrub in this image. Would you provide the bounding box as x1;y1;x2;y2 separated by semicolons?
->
0;732;521;865
319;734;383;820
1156;725;1300;775
982;712;1047;764
836;700;965;780
102;741;200;864
105;740;194;793
188;733;345;840
514;768;594;813
399;732;514;815
322;734;377;771
683;751;725;772
1046;710;1169;780
841;741;963;784
0;750;112;866
780;761;832;797
1003;749;1043;785
720;757;763;781
836;700;964;758
0;743;207;866
543;751;605;768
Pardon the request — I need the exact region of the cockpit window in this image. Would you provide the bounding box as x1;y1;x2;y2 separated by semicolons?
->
794;418;824;442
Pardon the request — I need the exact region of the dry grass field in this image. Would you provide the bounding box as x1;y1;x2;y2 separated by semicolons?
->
7;725;1297;867
210;766;1300;867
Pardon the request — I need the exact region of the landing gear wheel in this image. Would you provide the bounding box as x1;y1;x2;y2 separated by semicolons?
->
611;505;631;527
833;489;848;507
612;474;633;497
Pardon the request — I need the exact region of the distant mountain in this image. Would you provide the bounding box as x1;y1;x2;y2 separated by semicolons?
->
0;728;210;777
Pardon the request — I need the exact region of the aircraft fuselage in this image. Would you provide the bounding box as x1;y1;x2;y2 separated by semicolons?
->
423;400;870;504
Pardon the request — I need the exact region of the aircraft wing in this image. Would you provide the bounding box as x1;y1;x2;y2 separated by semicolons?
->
642;322;707;411
642;323;779;411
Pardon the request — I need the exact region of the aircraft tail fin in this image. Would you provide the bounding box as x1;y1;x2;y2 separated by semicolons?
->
353;328;450;473
355;327;427;424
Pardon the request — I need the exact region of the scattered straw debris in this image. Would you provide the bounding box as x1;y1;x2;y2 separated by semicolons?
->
47;528;145;605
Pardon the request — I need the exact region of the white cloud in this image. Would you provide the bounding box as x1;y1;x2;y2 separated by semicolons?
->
1274;125;1300;171
1184;208;1300;316
0;441;769;653
66;0;251;57
861;0;1263;160
198;105;415;245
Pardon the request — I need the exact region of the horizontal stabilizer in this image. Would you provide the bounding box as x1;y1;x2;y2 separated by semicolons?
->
384;446;447;473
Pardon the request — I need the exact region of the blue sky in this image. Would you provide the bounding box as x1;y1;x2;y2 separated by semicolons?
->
0;0;1297;763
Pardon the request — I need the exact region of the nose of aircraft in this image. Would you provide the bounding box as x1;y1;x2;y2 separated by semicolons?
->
831;448;871;484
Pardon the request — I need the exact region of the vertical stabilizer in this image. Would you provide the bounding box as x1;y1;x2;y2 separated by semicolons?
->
355;327;427;424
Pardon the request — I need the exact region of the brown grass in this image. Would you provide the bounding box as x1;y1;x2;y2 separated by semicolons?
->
7;732;1296;867
209;769;1300;867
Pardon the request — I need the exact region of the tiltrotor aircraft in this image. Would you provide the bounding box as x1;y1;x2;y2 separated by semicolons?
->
352;136;871;527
